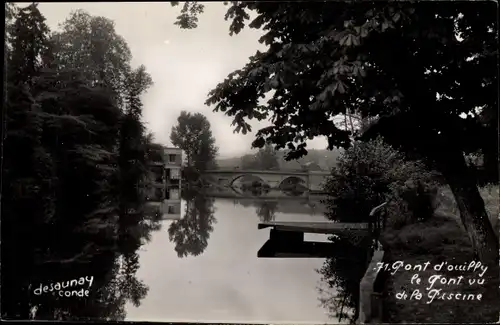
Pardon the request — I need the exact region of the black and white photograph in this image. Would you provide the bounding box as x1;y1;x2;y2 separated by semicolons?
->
1;1;499;324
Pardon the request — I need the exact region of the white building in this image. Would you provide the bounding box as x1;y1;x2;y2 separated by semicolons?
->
146;146;182;220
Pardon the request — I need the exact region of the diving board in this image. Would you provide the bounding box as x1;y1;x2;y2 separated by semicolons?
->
258;221;369;234
257;221;370;258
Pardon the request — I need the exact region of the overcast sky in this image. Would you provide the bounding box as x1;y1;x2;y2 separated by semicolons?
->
31;2;329;158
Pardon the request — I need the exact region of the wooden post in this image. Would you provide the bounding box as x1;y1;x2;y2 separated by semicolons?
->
371;292;383;320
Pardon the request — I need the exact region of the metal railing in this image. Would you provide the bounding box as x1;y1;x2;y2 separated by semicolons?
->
368;201;388;232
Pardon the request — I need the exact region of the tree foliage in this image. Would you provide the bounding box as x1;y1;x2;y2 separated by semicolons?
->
2;5;160;320
51;10;132;101
171;1;499;266
323;138;439;227
170;110;218;172
240;144;279;170
172;2;496;158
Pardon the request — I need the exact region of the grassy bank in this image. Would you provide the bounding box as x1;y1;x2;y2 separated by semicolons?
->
380;185;499;323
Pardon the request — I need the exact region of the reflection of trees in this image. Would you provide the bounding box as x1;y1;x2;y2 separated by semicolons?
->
317;234;373;324
256;201;278;222
168;191;216;258
2;188;161;321
117;253;148;307
234;199;255;208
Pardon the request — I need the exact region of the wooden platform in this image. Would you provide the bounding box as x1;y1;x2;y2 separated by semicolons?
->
258;239;335;258
257;221;372;258
257;239;375;259
258;221;369;234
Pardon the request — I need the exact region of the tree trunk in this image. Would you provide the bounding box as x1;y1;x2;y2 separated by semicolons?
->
436;148;499;267
481;106;499;184
1;26;8;219
482;142;499;185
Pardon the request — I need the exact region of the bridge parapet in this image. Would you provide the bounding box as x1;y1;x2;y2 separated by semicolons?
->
204;169;312;176
201;168;331;191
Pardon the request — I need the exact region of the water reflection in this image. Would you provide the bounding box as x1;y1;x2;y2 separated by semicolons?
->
317;234;374;323
3;184;372;323
2;183;161;320
125;189;373;323
255;201;278;222
167;189;217;258
126;195;334;323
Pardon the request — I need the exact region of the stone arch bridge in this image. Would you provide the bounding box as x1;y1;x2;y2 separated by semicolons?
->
201;169;331;192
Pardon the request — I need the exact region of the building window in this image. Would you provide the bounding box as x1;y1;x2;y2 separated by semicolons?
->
169;154;176;163
170;168;180;180
168;204;175;214
170;188;179;200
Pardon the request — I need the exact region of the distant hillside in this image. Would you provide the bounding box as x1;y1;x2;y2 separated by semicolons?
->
217;148;343;171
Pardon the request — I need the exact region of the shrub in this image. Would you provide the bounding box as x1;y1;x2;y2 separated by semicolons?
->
322;137;439;228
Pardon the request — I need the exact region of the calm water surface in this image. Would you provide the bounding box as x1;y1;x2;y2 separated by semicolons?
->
125;196;349;323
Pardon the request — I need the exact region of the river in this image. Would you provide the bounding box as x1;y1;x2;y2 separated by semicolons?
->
124;192;361;324
4;189;370;322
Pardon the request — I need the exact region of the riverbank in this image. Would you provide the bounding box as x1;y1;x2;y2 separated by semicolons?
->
380;185;499;323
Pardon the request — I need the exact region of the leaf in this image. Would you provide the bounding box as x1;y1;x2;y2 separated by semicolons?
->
382;21;390;32
252;137;266;148
360;26;369;38
339;35;349;46
345;34;353;46
318;90;328;102
352;35;360;46
337;81;346;94
392;12;401;23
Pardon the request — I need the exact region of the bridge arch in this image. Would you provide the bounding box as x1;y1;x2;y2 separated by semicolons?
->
229;174;268;188
278;176;307;189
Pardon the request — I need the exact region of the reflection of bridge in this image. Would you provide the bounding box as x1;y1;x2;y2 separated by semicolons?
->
201;169;331;192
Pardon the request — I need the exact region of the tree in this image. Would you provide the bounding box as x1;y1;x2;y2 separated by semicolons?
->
478;105;499;184
170;111;218;172
7;3;50;86
2;7;153;319
168;190;216;258
240;144;279;170
50;9;133;104
170;2;498;266
2;2;18;217
240;153;258;169
255;144;279;170
119;65;153;214
323;138;439;226
2;4;56;317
